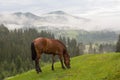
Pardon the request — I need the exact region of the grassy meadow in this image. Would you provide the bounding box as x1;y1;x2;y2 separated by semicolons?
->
5;53;120;80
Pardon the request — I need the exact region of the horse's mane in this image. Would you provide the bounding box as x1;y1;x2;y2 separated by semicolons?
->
54;39;69;55
55;39;67;49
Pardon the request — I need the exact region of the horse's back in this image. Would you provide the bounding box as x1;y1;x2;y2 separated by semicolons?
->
33;37;47;46
33;37;65;48
33;37;66;54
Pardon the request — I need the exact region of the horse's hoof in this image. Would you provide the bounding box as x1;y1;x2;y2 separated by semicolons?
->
52;68;54;71
62;67;66;70
37;71;42;74
36;70;42;73
67;66;71;69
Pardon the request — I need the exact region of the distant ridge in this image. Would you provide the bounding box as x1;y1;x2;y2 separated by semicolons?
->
0;11;89;30
13;12;40;19
48;11;67;15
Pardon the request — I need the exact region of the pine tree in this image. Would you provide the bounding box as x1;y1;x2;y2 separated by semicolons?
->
99;44;104;53
78;43;84;55
116;35;120;52
88;42;94;54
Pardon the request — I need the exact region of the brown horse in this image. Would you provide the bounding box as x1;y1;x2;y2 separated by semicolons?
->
31;37;70;73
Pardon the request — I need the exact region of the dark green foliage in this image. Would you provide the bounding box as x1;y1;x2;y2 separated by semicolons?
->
96;43;115;53
67;38;81;57
78;43;85;55
88;42;94;54
116;35;120;52
99;44;104;53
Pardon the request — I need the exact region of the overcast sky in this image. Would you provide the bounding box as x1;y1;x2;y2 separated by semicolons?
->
0;0;120;30
0;0;120;16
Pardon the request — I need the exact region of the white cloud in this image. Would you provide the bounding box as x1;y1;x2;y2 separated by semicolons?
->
0;0;120;15
0;0;36;6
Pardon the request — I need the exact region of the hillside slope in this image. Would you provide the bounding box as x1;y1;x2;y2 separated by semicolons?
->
5;53;120;80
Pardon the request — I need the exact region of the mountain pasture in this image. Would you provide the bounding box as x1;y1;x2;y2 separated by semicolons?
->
5;53;120;80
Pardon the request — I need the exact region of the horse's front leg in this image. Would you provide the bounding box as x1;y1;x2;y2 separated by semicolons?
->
52;54;55;71
35;58;42;73
58;54;66;69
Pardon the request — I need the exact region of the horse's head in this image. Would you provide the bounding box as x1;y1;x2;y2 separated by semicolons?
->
63;53;71;69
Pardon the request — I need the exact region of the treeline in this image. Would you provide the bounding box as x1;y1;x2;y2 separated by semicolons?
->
50;29;118;43
85;43;116;54
78;30;118;43
116;35;120;52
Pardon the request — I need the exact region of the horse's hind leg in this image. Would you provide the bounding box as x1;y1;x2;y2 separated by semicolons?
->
35;58;42;73
58;54;65;69
52;54;55;71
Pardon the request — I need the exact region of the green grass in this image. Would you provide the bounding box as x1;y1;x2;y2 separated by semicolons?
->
5;53;120;80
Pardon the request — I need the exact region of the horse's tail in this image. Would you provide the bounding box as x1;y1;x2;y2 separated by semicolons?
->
31;42;36;61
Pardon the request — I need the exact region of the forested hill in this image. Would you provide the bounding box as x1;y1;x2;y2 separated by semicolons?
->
6;53;120;80
48;29;118;43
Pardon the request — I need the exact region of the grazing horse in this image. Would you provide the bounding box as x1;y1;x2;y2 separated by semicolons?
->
31;37;70;73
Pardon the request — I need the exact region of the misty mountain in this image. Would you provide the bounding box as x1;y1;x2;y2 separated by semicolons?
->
48;11;67;14
0;11;119;31
0;11;90;30
41;11;89;24
13;12;40;20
